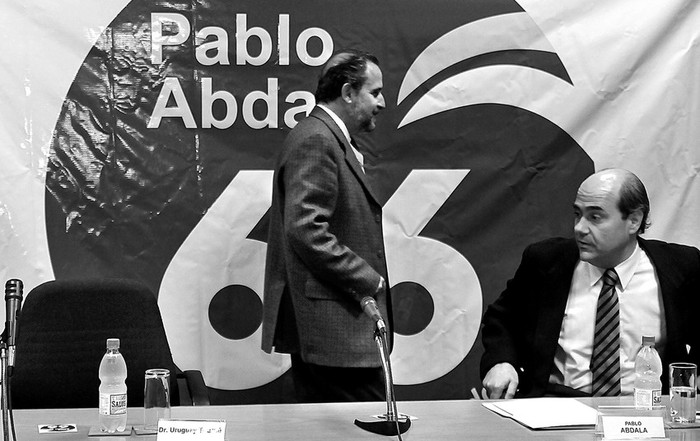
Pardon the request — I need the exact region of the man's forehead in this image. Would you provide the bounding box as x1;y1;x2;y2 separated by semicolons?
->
364;63;382;85
575;185;618;211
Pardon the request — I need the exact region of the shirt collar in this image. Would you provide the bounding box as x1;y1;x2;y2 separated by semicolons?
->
316;103;364;169
316;104;351;145
583;241;641;292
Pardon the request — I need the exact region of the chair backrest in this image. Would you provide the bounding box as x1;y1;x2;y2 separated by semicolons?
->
11;278;181;409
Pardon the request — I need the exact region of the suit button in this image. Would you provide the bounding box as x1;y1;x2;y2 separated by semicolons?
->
377;250;383;258
375;215;381;223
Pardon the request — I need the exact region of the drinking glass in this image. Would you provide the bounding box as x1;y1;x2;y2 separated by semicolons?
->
669;362;697;423
144;368;171;430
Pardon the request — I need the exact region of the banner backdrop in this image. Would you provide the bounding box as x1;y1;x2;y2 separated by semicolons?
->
1;0;698;403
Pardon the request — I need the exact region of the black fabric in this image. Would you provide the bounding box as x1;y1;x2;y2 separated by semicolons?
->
11;278;182;409
544;382;590;397
290;354;384;403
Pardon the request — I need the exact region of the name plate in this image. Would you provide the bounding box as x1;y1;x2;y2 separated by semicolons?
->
156;420;226;441
601;416;665;439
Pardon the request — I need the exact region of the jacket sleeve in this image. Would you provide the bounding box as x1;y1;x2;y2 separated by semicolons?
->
480;244;539;382
280;130;382;302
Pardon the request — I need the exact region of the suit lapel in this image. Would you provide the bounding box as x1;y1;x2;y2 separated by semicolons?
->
311;107;382;205
639;238;687;357
533;241;580;363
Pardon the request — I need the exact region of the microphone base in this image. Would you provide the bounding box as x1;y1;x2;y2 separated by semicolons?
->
354;414;411;436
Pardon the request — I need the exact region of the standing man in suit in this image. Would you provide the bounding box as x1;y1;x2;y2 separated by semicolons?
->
481;168;700;399
262;49;390;402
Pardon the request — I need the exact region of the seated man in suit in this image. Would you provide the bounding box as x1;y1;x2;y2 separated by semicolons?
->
481;168;700;399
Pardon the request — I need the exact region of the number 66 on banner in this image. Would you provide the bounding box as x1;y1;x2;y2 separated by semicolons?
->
159;169;481;389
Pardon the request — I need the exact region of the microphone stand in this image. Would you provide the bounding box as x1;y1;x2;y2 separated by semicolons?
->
2;279;21;441
354;327;411;438
1;338;16;441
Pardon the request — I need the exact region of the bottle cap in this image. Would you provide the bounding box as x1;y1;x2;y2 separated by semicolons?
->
106;338;120;349
642;335;655;346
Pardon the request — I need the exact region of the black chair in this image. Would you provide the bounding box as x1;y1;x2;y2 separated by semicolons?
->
11;278;210;408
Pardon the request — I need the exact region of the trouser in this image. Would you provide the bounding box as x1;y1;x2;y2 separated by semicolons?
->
290;353;385;403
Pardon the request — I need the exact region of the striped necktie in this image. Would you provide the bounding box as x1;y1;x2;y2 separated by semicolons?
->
591;268;621;396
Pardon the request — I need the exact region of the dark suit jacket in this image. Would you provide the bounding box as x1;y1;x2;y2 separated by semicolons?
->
481;237;700;397
261;106;391;368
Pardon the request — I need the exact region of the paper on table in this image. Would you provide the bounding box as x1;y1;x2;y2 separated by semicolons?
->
483;398;598;430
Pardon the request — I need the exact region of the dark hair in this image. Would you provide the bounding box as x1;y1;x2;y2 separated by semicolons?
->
314;49;379;103
618;171;651;234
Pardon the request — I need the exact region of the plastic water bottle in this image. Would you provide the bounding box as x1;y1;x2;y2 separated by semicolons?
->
633;335;662;409
99;338;128;433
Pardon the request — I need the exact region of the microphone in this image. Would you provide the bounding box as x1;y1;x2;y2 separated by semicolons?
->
5;278;24;373
360;296;386;333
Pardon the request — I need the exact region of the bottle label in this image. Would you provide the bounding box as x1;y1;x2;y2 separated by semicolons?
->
99;393;127;416
634;388;661;409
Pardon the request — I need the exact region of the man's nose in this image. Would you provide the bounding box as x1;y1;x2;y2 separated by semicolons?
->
378;94;386;109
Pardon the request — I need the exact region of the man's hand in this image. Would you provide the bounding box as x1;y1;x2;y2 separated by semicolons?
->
482;362;519;399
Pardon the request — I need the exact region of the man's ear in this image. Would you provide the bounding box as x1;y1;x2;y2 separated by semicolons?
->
628;210;643;234
341;83;353;103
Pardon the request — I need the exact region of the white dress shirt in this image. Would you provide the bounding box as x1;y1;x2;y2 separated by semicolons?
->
550;242;665;394
316;104;364;171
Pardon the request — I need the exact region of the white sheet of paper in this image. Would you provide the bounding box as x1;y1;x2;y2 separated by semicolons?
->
483;398;598;430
